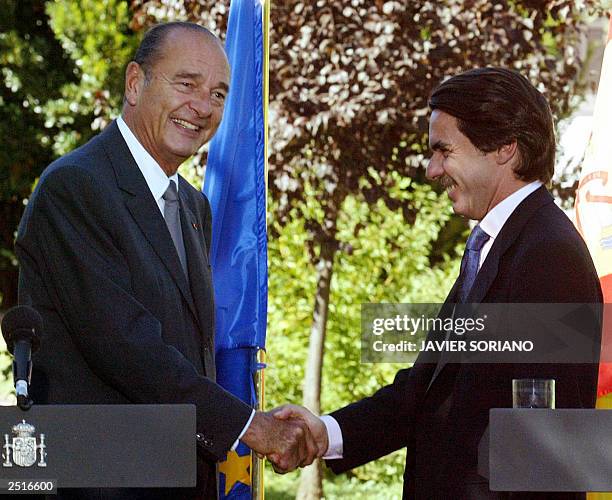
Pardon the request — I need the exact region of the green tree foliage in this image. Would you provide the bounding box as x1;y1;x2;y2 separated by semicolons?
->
265;176;460;490
44;0;138;155
0;0;138;309
0;0;74;308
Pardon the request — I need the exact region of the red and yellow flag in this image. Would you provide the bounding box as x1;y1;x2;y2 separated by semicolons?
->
574;16;612;412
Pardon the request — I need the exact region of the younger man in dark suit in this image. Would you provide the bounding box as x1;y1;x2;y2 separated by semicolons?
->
273;68;603;499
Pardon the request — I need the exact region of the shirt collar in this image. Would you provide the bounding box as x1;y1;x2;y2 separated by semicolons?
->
116;116;179;201
479;181;542;240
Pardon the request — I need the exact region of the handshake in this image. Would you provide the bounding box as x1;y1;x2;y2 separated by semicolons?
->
240;405;328;473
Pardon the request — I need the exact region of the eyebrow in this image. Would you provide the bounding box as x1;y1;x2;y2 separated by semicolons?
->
216;81;230;92
174;72;230;92
430;140;452;152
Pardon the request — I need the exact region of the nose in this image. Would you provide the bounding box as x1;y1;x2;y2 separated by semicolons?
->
189;92;212;118
426;156;443;180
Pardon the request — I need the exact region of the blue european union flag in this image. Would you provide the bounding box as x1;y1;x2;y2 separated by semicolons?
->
202;0;268;498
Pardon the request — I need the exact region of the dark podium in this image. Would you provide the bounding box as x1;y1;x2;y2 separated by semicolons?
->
479;409;612;492
0;404;196;490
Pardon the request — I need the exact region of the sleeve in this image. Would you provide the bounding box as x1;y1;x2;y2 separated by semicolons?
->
320;415;344;459
16;165;252;460
326;364;426;473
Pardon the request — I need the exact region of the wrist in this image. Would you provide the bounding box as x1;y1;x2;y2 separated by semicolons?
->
241;411;266;448
319;415;342;459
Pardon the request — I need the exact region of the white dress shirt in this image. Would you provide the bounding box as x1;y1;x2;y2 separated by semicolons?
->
478;181;542;270
321;180;543;460
116;116;254;449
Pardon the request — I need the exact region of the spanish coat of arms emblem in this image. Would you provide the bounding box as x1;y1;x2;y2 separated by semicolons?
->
2;420;47;467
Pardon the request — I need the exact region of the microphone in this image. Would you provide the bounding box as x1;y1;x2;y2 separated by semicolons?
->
1;306;42;410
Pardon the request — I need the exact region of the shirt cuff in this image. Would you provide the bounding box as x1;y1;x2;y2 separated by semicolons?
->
320;415;343;459
232;409;256;451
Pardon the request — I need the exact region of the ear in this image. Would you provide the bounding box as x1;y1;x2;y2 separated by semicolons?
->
496;140;518;166
124;61;145;106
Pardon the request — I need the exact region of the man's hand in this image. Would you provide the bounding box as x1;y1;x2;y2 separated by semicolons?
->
240;411;318;473
271;405;328;461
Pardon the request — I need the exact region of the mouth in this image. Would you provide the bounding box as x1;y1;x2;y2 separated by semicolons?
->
440;175;458;197
171;117;201;132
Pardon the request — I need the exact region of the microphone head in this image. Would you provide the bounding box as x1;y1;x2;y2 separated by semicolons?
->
1;305;42;355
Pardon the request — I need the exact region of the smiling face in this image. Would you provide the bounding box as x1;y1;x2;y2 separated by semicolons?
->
426;110;523;221
123;28;230;176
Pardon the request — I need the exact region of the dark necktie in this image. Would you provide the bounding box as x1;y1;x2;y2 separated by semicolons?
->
162;180;188;276
457;225;490;303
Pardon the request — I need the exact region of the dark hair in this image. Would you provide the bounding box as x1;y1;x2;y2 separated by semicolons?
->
133;22;218;81
428;67;555;184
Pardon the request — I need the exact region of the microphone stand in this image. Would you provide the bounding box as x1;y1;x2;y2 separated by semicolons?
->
16;387;33;411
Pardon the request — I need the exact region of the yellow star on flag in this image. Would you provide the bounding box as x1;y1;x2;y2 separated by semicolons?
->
219;450;251;496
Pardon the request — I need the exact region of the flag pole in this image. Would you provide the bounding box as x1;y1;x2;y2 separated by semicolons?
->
252;350;266;500
252;1;270;499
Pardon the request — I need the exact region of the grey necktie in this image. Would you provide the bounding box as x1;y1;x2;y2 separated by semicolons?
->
162;180;188;276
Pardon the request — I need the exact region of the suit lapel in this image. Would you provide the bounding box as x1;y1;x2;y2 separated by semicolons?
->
426;302;457;391
426;186;554;391
178;181;215;336
100;121;198;321
178;183;217;378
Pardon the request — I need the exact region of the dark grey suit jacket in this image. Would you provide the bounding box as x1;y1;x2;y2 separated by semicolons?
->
16;121;252;499
327;186;603;499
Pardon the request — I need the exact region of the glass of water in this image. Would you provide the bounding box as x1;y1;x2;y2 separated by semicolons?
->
512;379;555;409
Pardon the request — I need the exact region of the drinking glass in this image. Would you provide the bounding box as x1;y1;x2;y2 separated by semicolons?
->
512;379;555;409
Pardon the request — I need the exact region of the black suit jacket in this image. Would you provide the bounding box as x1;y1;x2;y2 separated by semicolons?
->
327;186;603;499
16;121;252;499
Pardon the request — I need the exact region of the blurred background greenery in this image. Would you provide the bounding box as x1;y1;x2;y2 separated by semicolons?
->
0;0;608;497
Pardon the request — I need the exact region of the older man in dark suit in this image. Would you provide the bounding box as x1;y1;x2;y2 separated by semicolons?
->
16;22;318;500
274;68;603;499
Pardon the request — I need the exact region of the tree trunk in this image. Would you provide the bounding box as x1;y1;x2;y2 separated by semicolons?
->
297;238;337;500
